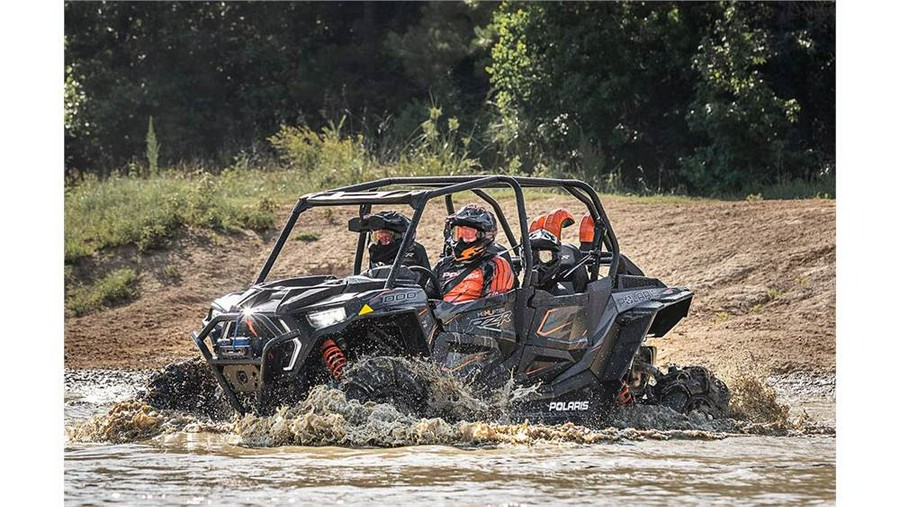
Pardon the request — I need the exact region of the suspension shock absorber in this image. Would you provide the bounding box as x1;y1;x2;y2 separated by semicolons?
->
615;381;634;407
320;338;348;381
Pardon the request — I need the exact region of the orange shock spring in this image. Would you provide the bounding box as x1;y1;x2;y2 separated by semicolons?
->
320;338;348;380
615;382;634;407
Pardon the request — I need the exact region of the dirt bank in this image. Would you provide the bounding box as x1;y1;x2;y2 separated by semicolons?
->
65;194;834;374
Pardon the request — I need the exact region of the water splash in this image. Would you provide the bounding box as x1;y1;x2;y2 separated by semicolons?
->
66;399;232;444
66;358;833;446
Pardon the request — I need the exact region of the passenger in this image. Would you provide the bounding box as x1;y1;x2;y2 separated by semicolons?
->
529;227;565;293
366;210;430;270
529;209;587;294
432;204;514;303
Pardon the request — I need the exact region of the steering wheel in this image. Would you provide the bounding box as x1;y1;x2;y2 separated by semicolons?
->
408;266;439;295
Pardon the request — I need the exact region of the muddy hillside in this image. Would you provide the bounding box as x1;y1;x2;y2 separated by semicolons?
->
65;195;835;374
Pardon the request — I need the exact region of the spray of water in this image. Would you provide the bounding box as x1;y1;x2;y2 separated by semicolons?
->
66;357;833;446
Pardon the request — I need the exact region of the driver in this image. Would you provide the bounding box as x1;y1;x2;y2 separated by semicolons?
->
432;204;514;303
366;210;431;271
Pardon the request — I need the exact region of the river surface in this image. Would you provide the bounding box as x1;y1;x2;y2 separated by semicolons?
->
64;370;835;506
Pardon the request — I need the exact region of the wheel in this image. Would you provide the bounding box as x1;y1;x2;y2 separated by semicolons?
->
140;357;231;419
654;365;730;417
340;356;429;417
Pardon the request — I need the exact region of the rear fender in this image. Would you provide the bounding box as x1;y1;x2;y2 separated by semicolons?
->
588;287;693;382
611;286;693;337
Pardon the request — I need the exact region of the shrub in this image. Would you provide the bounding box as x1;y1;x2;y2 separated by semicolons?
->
64;171;290;262
294;231;321;242
67;268;140;316
268;117;373;187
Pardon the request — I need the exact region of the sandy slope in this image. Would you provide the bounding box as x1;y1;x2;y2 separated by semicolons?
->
65;194;835;374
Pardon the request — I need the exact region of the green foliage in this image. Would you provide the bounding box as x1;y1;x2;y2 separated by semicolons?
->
64;171;302;262
682;5;800;192
269;117;373;187
402;104;481;175
294;231;321;242
65;1;834;197
145;116;160;176
486;1;834;194
64;2;424;172
66;268;140;316
386;1;493;90
64;65;86;137
268;125;323;172
270;106;482;184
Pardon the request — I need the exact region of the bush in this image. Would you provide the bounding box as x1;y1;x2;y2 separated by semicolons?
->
65;171;292;262
67;268;140;316
294;231;321;242
269;117;374;187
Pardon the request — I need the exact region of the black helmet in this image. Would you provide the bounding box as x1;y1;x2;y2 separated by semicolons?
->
445;204;497;262
529;228;561;288
366;211;412;266
369;210;412;244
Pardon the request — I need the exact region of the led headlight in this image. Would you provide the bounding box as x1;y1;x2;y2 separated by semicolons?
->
307;307;348;329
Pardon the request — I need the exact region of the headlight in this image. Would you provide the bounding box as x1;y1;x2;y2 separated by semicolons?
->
307;307;348;329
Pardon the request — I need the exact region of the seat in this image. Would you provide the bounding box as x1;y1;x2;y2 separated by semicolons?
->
556;244;588;293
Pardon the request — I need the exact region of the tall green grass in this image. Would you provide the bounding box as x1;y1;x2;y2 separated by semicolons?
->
64;169;316;262
66;268;140;316
67;115;834;265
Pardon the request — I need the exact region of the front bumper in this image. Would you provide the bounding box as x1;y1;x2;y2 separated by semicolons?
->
192;312;305;414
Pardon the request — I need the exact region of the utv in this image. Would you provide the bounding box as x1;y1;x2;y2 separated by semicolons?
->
188;176;728;425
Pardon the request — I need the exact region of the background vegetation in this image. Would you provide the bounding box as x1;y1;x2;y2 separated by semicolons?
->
64;1;835;313
65;1;834;195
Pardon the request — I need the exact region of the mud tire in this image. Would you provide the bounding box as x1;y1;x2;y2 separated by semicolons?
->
340;357;428;417
140;357;232;419
655;365;730;417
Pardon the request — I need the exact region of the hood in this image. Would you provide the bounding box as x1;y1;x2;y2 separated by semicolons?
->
211;273;414;317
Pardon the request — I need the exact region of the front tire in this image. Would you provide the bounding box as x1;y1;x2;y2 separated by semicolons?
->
140;357;231;419
340;357;428;417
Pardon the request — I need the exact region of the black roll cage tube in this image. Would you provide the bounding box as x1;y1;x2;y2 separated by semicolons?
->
255;176;621;290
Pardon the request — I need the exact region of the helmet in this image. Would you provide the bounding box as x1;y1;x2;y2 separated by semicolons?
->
529;228;561;288
446;204;497;262
369;210;412;245
366;211;412;266
579;214;595;250
528;209;574;288
528;213;547;234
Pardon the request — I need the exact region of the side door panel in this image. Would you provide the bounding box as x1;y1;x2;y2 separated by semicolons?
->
430;291;517;385
519;278;612;385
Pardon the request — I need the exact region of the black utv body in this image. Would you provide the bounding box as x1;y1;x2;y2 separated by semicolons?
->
190;176;727;424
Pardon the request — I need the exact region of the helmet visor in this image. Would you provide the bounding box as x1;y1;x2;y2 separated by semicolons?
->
374;229;395;245
451;225;480;243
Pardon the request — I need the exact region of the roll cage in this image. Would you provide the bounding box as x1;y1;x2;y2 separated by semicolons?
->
254;176;622;291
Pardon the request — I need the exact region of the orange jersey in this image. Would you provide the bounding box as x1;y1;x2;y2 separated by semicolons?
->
438;255;514;303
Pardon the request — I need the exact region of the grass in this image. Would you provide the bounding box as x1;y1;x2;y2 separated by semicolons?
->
64;169;314;262
294;231;321;242
66;268;140;316
65;167;834;265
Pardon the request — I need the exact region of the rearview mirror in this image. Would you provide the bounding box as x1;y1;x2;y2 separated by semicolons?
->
348;215;388;233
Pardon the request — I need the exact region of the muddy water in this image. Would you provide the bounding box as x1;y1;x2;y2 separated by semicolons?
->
64;370;835;505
